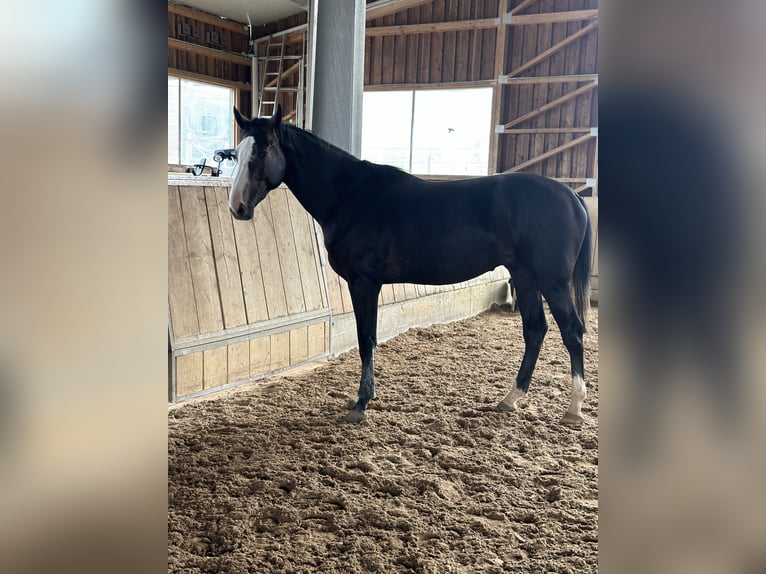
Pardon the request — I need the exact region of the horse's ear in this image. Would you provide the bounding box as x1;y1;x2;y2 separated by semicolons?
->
272;104;282;129
233;107;249;130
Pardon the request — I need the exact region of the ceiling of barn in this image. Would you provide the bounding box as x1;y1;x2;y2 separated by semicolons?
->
172;0;307;27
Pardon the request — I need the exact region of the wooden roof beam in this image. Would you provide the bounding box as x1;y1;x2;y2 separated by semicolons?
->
366;18;499;36
506;20;598;78
168;37;252;66
168;2;248;33
503;82;598;129
499;74;598;84
503;9;598;25
366;0;434;21
505;133;595;173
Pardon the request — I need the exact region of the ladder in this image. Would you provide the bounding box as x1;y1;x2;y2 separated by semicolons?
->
254;32;308;127
258;35;287;118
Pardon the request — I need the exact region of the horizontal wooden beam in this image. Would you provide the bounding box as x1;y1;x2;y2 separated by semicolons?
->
366;18;498;36
364;80;494;91
504;9;598;25
505;133;594;173
500;74;598;84
172;307;331;353
366;0;435;21
168;67;251;91
503;81;597;128
500;127;595;134
168;37;251;66
506;20;598;78
167;2;248;33
255;23;307;44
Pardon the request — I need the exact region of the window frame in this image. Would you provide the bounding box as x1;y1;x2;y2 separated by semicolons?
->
167;70;240;169
362;84;494;177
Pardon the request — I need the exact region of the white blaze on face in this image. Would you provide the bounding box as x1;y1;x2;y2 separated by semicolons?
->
229;136;254;212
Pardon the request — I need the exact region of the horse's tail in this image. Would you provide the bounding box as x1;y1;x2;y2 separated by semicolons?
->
573;194;592;331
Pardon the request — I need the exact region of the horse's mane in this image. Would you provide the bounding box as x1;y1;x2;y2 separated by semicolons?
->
279;124;358;163
279;124;414;186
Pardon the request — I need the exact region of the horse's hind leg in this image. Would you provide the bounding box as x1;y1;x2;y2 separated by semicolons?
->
498;267;547;411
345;277;381;423
541;282;586;426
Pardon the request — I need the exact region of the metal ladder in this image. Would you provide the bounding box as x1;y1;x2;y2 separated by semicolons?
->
258;35;286;118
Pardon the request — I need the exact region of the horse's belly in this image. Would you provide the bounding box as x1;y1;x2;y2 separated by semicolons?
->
384;242;505;285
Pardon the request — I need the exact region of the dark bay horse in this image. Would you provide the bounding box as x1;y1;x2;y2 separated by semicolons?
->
229;105;592;425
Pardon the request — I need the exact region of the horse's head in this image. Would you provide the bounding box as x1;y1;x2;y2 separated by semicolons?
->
229;105;286;220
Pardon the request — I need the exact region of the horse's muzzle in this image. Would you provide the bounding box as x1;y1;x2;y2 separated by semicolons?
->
229;202;253;221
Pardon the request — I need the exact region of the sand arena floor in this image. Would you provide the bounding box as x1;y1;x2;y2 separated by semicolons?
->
169;306;598;573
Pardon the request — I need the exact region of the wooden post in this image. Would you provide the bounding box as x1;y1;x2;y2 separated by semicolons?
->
488;0;509;174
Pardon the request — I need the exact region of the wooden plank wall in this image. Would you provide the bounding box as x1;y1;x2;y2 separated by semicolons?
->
498;0;598;177
167;4;253;120
365;0;500;86
169;182;330;398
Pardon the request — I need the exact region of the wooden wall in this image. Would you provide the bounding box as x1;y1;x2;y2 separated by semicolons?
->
167;3;253;123
497;0;598;178
365;0;500;86
168;179;330;399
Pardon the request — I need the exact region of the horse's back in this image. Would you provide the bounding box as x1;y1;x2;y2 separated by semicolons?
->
354;170;588;285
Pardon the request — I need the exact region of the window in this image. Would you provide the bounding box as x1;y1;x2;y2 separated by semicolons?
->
362;87;492;176
168;76;235;166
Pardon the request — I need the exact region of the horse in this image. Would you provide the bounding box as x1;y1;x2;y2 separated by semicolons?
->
229;105;592;426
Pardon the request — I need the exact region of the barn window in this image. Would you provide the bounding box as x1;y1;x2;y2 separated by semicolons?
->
362;87;492;176
168;76;235;166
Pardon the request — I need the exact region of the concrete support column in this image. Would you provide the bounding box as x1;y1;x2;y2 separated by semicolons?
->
307;0;365;157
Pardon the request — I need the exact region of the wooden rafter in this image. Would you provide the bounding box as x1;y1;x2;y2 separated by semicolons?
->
366;18;498;36
503;82;597;129
366;0;435;21
167;2;248;33
502;127;595;134
500;74;598;84
504;9;598;25
505;133;594;173
507;20;598;78
168;37;251;66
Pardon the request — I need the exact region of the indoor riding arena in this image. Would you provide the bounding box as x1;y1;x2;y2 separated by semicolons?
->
168;0;598;572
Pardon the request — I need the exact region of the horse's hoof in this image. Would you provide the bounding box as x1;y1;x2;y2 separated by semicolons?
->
560;412;584;426
497;399;516;412
344;410;368;423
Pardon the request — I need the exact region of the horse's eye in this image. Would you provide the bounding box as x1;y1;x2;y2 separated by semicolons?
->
257;149;267;159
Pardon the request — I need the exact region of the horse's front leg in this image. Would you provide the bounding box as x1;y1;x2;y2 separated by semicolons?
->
345;277;381;423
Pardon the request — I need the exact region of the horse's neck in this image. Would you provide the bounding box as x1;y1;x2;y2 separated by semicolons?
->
281;128;360;226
